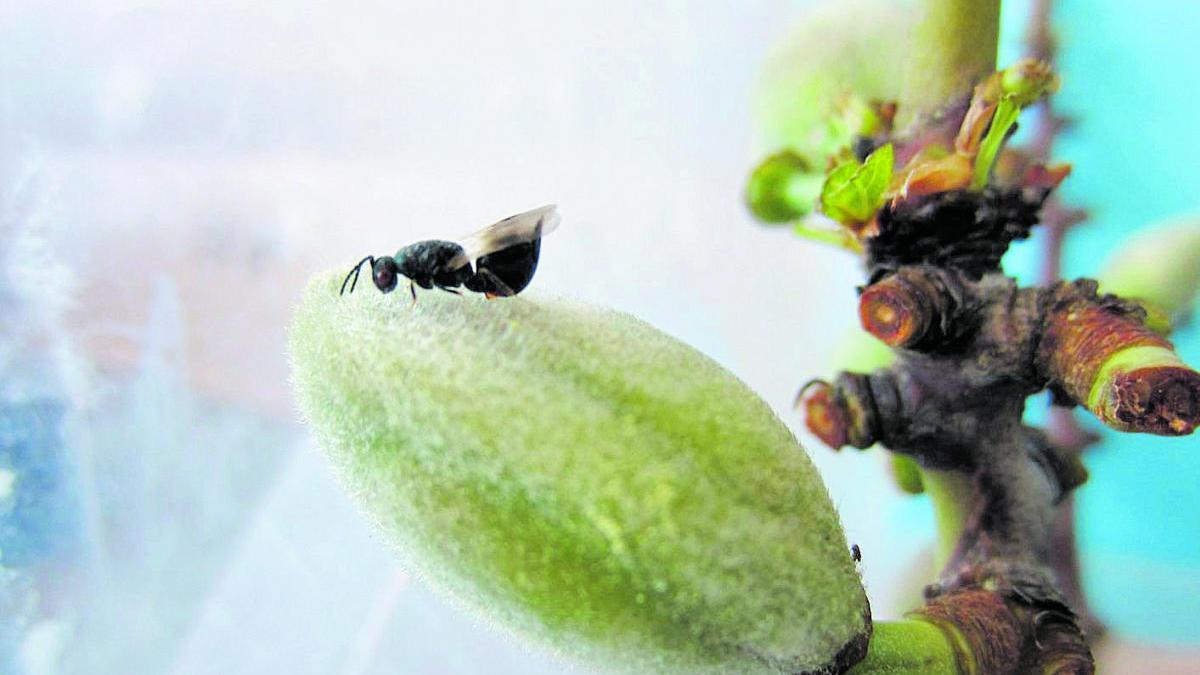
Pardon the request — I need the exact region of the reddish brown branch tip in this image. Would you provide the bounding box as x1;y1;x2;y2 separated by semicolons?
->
858;267;966;350
1039;281;1200;435
797;381;850;449
796;373;884;451
860;278;930;348
1109;365;1200;435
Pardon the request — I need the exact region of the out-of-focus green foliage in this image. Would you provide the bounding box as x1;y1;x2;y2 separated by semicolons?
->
831;327;896;374
888;455;925;496
290;276;870;674
1098;218;1200;330
752;1;912;157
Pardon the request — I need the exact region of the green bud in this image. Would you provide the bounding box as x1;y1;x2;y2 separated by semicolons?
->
746;150;823;223
1098;217;1200;323
999;57;1059;108
290;276;871;674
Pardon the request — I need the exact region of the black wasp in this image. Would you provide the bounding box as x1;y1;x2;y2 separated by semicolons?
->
340;205;559;301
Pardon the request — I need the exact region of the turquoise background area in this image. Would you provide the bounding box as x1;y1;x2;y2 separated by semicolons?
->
1000;0;1200;644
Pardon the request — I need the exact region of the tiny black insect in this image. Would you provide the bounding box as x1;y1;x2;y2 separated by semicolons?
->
340;205;560;301
851;544;862;563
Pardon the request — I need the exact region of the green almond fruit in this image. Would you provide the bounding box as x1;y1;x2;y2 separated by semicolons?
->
290;274;870;674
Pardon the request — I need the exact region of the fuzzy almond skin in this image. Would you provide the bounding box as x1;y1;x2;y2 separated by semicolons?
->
290;273;870;674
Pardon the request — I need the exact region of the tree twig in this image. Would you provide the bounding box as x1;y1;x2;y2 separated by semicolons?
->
1025;0;1107;640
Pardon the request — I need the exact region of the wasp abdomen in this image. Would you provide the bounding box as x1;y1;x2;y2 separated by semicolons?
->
464;238;542;297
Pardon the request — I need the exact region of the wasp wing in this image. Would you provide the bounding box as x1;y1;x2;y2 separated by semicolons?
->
449;204;560;269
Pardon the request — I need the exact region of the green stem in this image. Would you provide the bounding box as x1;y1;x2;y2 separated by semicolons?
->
847;620;963;674
922;469;975;572
899;0;1000;128
792;221;862;252
970;99;1020;189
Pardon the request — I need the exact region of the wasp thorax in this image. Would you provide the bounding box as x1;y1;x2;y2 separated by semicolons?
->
372;257;400;293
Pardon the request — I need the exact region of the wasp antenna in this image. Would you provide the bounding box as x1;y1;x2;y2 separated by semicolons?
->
340;256;375;296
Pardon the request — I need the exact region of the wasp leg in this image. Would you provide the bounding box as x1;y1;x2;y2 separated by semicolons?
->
437;286;462;296
467;269;516;298
409;281;417;305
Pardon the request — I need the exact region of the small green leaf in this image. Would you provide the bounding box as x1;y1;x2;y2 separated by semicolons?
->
860;143;894;201
290;276;871;674
820;144;894;226
820;162;861;222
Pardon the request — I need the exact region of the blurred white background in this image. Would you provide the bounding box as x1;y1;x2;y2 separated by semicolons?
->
2;0;1196;673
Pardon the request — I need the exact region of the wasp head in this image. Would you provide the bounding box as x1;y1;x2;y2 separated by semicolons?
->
371;256;400;293
340;254;401;296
